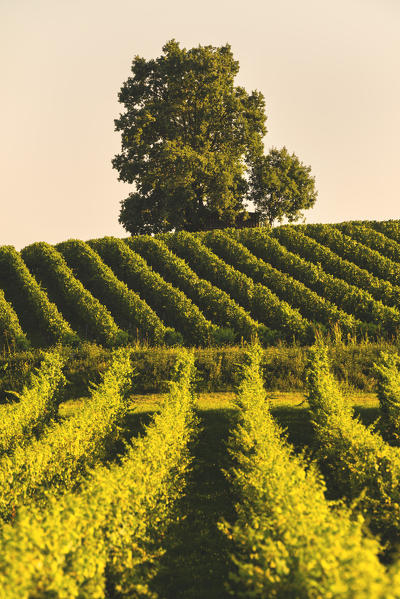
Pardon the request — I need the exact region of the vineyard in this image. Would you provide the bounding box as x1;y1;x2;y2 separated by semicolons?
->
1;341;400;596
2;219;400;349
3;219;400;596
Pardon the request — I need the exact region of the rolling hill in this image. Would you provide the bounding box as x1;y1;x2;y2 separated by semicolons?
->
1;219;400;348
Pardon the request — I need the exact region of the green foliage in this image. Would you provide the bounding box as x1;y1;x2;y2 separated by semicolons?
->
211;326;236;346
4;219;400;348
336;222;400;264
0;245;78;346
2;339;398;402
88;236;215;345
21;242;122;347
205;228;360;337
223;343;388;597
273;225;400;311
127;234;264;342
236;227;394;337
0;347;133;521
371;220;400;246
0;351;65;456
302;223;400;287
163;327;184;346
0;350;197;598
249;146;317;226
163;230;309;342
0;343;108;404
306;344;400;548
56;239;168;345
0;289;28;350
114;40;267;234
106;349;197;596
374;351;400;445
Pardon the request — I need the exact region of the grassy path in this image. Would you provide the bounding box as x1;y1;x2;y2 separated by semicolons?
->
151;406;235;599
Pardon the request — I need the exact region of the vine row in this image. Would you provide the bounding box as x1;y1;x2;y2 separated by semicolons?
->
21;242;121;346
0;246;77;346
57;239;169;345
127;235;267;342
204;229;360;337
89;236;215;345
223;343;389;597
163;231;311;343
0;350;197;598
0;347;132;521
0;351;65;457
236;228;399;337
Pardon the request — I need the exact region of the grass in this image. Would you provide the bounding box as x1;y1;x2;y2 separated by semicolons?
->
150;406;235;599
59;389;380;418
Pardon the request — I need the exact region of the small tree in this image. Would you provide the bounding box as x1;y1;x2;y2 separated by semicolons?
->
113;40;267;235
249;146;317;226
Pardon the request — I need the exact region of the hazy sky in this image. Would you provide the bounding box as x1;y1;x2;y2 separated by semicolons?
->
2;0;399;250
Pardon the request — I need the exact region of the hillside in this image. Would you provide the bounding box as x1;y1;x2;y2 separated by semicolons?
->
1;219;400;348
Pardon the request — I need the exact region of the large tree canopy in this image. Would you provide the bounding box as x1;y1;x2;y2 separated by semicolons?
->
250;147;318;226
113;40;267;234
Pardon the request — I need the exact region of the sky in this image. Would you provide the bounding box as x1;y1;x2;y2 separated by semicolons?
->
1;0;399;250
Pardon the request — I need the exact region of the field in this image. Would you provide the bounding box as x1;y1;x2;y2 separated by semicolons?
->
1;343;400;597
117;388;379;599
2;219;400;596
2;219;400;349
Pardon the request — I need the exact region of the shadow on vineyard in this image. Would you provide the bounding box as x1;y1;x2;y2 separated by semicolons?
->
114;409;156;458
151;408;236;599
272;404;381;450
272;405;314;448
275;404;382;502
353;406;380;428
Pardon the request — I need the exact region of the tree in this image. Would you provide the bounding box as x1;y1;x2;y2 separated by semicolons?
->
113;40;267;234
249;146;318;226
